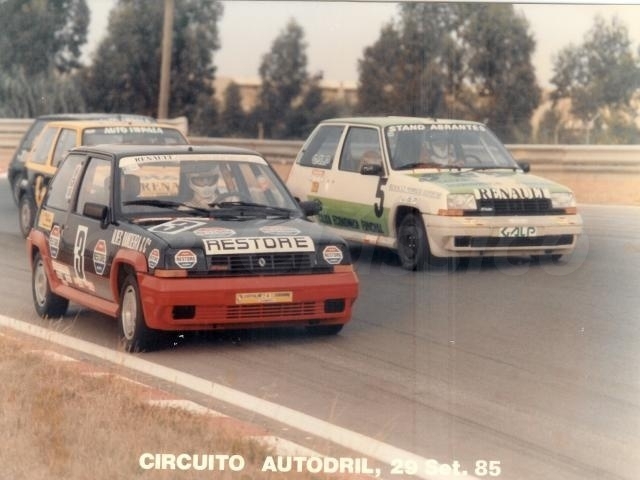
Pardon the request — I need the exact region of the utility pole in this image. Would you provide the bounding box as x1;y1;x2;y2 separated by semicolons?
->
157;0;174;119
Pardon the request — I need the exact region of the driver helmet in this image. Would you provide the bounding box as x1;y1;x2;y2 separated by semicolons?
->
187;165;221;202
429;134;450;160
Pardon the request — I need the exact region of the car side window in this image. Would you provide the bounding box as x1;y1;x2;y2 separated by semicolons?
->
297;125;343;169
76;158;112;214
339;127;381;173
45;154;86;211
52;129;77;167
30;127;58;165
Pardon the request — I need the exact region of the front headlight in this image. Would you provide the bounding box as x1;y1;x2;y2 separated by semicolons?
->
440;193;477;216
551;192;576;209
447;193;477;210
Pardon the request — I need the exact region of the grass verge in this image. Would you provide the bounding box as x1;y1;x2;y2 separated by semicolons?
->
0;331;338;480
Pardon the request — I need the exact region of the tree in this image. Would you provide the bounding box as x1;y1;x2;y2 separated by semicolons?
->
357;3;541;142
219;81;246;136
550;15;640;141
81;0;223;134
0;0;89;77
256;19;308;139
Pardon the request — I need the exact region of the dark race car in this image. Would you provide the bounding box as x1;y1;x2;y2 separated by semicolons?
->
26;144;359;352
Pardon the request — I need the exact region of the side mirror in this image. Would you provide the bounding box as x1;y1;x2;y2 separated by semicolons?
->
518;162;530;173
360;163;383;176
299;199;322;217
83;202;110;229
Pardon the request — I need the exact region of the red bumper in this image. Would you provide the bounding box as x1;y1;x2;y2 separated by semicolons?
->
137;270;359;331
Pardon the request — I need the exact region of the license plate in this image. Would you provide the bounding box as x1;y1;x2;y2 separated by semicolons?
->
499;226;537;238
236;291;293;305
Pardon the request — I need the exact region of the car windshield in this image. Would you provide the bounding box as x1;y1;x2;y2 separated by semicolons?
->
384;124;519;170
117;155;299;219
82;126;187;145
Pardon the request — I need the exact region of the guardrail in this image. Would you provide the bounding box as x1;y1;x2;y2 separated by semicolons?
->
2;119;639;173
2;118;640;207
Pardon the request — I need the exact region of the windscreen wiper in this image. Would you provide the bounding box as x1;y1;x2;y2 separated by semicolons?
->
207;201;294;218
123;199;210;215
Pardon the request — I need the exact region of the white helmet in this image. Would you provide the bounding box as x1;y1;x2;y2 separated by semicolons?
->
188;166;220;203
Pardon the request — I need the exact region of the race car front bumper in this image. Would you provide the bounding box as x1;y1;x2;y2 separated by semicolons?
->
423;212;584;258
137;269;359;331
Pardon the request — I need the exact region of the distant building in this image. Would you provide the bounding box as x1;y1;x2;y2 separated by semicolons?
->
214;76;358;111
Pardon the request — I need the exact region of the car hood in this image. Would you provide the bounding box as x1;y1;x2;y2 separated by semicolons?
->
136;216;340;251
401;169;574;197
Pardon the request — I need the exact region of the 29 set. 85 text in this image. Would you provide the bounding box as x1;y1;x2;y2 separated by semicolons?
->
390;459;501;477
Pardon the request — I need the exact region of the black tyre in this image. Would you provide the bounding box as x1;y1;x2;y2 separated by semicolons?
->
11;175;24;206
118;274;159;352
19;194;37;238
397;213;429;270
32;252;68;318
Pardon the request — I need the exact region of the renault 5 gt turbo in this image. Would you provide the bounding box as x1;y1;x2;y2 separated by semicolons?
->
286;116;584;270
26;144;359;351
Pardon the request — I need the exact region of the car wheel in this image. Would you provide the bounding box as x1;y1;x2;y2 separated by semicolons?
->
11;175;24;206
306;324;343;335
119;274;159;352
32;252;68;318
19;194;36;238
397;213;428;270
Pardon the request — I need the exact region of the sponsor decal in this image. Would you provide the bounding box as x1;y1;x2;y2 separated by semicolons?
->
49;225;61;258
499;226;537;238
193;226;236;237
111;229;152;253
259;225;301;236
174;249;197;269
235;291;293;305
474;186;550;200
147;248;160;269
38;210;54;231
322;246;344;265
93;239;107;275
148;218;207;234
101;126;165;135
428;123;486;132
203;236;314;255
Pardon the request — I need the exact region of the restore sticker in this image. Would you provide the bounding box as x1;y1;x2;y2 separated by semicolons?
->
174;249;197;269
322;245;344;264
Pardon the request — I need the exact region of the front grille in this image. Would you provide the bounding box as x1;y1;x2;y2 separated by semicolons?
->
203;252;331;277
454;235;574;248
197;302;323;322
470;198;560;216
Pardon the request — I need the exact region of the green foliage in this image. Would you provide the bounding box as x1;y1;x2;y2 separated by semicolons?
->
0;0;89;76
357;3;540;142
80;0;223;134
257;19;309;139
0;70;86;117
219;82;246;136
550;15;640;140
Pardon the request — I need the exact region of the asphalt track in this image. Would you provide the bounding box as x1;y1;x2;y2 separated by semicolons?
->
0;175;638;480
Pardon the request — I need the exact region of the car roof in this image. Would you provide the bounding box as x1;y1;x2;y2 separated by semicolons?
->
319;116;484;128
34;113;155;122
71;144;263;159
41;119;177;130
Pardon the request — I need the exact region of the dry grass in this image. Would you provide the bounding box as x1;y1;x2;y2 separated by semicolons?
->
0;333;340;480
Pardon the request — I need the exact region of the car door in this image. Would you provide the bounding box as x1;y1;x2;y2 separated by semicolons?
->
322;125;389;238
59;156;116;301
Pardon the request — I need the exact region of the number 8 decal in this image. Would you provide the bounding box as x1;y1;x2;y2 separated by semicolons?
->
74;226;88;280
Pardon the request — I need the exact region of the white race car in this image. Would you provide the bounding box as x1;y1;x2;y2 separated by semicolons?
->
286;116;583;270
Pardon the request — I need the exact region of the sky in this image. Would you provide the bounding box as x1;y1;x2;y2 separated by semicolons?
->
83;1;640;88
